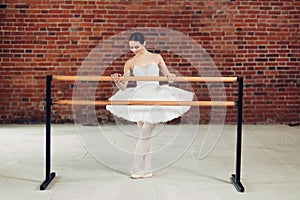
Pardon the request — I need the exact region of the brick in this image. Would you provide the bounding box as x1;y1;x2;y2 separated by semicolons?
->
15;4;30;9
0;4;8;9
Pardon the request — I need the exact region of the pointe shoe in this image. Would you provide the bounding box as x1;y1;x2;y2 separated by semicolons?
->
141;172;153;178
130;171;153;179
130;169;141;179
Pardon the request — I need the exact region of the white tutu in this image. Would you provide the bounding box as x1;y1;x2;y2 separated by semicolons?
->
106;63;194;123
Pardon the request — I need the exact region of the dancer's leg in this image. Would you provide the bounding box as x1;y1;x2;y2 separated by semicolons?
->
132;122;155;174
144;137;153;173
137;121;152;172
137;121;144;130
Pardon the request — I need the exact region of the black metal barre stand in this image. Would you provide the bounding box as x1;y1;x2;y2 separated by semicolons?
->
40;75;245;192
40;75;56;190
231;77;245;192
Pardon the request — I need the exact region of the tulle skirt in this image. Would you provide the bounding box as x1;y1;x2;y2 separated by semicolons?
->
106;84;194;123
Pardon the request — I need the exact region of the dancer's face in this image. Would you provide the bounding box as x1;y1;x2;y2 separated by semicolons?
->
129;41;145;55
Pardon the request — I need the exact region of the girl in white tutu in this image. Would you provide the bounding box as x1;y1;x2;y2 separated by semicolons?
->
107;32;194;178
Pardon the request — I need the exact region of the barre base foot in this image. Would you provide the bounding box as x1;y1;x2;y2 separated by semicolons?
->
40;172;56;190
231;174;245;192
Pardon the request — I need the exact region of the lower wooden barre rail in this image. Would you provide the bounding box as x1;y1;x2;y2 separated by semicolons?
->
54;100;236;106
52;75;238;83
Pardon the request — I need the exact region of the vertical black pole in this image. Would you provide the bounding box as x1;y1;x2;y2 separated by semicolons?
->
231;77;245;192
40;75;56;190
236;77;243;181
45;75;52;180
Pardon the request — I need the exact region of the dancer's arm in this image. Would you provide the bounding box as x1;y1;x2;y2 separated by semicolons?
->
111;60;132;90
157;54;175;83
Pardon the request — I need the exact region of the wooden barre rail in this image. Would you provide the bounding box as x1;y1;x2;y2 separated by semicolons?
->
52;75;238;83
54;100;236;106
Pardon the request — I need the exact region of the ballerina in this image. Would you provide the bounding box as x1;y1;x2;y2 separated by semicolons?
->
107;32;194;179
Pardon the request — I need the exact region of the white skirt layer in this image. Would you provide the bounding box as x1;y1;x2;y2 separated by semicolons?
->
106;84;194;123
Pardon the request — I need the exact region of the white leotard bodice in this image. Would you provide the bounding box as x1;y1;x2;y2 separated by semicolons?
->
133;63;159;86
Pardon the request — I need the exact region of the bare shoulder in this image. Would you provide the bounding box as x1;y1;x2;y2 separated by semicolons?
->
152;53;166;66
152;53;164;62
124;58;134;72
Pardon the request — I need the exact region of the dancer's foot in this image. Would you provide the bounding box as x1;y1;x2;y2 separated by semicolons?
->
141;172;153;178
130;169;153;179
131;172;153;179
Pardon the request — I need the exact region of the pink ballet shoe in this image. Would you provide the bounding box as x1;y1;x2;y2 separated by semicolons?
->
130;171;153;179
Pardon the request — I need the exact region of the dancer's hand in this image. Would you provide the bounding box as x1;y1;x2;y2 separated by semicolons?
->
111;73;122;83
111;73;127;90
167;73;176;83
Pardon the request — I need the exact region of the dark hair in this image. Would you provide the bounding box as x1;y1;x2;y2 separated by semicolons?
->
129;32;145;44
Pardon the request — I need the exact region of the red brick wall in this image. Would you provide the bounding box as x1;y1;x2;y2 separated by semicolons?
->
0;0;299;124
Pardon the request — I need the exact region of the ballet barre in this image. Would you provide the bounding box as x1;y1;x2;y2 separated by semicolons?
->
52;75;238;83
40;75;245;193
54;100;236;106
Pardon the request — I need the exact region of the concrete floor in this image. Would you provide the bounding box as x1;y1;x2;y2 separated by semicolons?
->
0;124;299;200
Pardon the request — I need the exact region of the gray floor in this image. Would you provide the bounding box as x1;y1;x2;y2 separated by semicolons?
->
0;124;299;200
